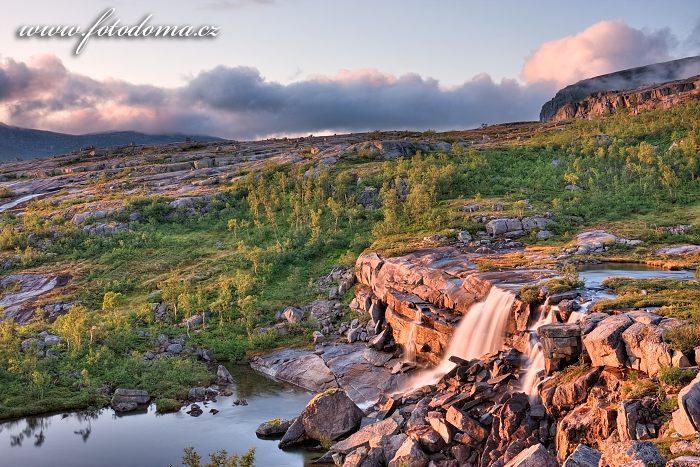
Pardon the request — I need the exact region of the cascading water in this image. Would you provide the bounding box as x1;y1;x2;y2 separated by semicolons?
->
521;306;555;399
403;286;515;390
403;307;423;362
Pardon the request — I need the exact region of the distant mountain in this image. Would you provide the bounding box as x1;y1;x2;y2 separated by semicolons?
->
0;123;226;160
540;55;700;122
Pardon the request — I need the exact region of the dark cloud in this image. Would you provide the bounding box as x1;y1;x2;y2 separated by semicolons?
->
0;20;693;139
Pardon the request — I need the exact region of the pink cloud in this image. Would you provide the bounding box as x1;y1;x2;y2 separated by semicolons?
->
521;20;674;87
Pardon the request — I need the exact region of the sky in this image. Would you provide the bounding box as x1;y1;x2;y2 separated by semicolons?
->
0;0;699;139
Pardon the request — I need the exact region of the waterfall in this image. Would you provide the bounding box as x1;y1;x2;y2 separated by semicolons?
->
403;307;422;362
520;306;554;399
402;286;515;391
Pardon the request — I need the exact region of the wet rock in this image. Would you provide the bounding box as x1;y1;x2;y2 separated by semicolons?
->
251;348;337;392
216;365;234;386
278;417;311;448
600;441;665;467
301;388;364;441
583;314;634;368
111;388;150;412
563;444;602;467
256;418;293;439
538;323;583;374
504;443;557;467
674;372;700;436
187;404;203;417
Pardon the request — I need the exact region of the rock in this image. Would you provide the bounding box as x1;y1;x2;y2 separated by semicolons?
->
329;413;402;454
21;338;45;352
358;187;380;209
166;343;183;354
43;334;62;346
600;441;666;467
301;388;364;441
563;444;602;467
538;323;583;374
457;231;472;243
621;322;673;377
368;302;385;323
537;230;554;240
668;457;700;467
250;348;337;392
388;437;428;467
670;439;700;456
187;403;203;417
312;331;324;344
504;443;558;467
111;388;150;412
410;425;444;453
446;405;488;441
188;387;206;401
282;306;304;324
362;348;394;367
618;400;648;442
216;365;234;386
674;372;700;436
256;418;293;439
278;417;311;448
583;314;634;368
427;412;455;444
656;245;700;256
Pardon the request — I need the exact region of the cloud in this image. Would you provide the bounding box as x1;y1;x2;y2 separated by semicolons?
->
0;55;554;138
522;20;675;87
0;20;694;139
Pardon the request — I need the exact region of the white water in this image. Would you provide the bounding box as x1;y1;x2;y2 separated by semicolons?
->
403;286;515;390
520;306;555;399
404;307;423;362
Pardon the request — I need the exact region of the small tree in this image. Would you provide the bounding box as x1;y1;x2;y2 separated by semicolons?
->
102;291;125;316
53;305;89;354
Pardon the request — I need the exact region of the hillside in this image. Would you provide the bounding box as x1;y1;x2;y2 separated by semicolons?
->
540;55;700;121
0;100;699;465
0;123;224;160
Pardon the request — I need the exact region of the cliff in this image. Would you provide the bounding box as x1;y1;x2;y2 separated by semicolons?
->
540;55;700;122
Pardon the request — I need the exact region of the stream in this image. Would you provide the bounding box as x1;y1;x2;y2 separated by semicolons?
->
0;264;695;467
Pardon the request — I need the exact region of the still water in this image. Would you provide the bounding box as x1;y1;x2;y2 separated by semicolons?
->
0;366;314;467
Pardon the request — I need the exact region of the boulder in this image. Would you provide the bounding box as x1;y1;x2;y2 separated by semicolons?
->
563;444;602;467
600;441;666;467
538;323;583;374
256;418;293;439
188;387;206;401
621;322;672;377
216;365;234;386
446;405;488;441
278;417;311;448
111;388;150;412
387;437;428;467
583;314;634;368
282;306;304;324
301;388;364;441
504;443;558;467
457;231;472;243
674;372;700;436
617;400;650;441
329;413;402;455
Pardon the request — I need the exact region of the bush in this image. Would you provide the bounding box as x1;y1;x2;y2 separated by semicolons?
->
659;366;696;390
664;324;700;355
156;398;182;413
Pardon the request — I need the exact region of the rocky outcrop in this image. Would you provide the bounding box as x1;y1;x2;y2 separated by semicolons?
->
355;247;546;364
538;324;583;374
599;441;666;467
486;217;552;238
540;56;700;122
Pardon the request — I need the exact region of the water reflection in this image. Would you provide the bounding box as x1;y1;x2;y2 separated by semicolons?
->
0;365;314;467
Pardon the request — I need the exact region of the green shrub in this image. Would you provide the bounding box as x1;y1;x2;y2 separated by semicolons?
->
156;398;182;413
659;366;697;390
664;324;700;355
